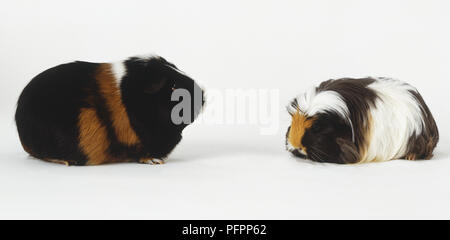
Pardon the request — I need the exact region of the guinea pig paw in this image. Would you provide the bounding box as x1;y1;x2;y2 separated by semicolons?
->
150;159;165;165
46;159;70;166
139;158;165;165
405;154;417;161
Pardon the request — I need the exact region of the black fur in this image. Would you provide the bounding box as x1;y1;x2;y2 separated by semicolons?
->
15;56;204;165
15;61;96;165
286;77;439;164
286;78;378;164
120;57;204;159
301;112;355;163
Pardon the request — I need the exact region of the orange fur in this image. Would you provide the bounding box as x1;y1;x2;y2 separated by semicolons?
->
96;64;140;146
78;108;110;165
288;111;315;152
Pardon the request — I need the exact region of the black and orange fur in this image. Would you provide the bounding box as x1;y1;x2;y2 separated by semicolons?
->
286;77;439;164
15;56;204;165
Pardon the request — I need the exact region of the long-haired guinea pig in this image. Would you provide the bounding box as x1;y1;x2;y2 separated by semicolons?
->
15;55;204;166
286;77;439;164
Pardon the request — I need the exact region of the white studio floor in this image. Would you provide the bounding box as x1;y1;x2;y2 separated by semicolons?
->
1;0;450;219
1;121;449;219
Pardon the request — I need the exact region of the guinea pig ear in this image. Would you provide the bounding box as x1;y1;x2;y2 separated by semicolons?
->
144;76;167;94
336;137;360;164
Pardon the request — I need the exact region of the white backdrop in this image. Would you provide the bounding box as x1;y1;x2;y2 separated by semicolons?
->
1;0;449;219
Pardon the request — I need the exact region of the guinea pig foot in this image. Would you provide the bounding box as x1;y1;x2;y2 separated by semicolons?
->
405;154;417;161
45;159;70;166
139;158;165;165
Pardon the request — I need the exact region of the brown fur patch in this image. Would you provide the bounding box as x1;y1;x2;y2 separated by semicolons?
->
96;64;140;146
405;154;417;160
336;138;360;164
358;112;373;163
317;78;378;163
78;108;110;165
403;90;439;160
288;111;315;152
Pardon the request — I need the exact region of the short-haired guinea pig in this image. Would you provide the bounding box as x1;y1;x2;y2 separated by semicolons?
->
15;55;205;166
286;77;439;164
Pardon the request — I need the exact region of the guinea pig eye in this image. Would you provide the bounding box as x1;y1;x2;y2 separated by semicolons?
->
171;83;176;91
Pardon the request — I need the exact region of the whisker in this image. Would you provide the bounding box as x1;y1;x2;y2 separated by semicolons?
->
309;147;329;162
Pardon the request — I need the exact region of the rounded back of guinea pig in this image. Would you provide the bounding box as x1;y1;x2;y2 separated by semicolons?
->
121;56;205;133
286;77;439;164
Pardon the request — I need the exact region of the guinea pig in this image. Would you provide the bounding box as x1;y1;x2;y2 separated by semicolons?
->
15;55;205;166
286;77;439;164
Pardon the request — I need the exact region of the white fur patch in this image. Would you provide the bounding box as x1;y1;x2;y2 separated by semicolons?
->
290;87;355;141
362;77;425;162
131;54;189;77
134;54;161;61
110;61;126;88
286;140;296;152
286;139;307;157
